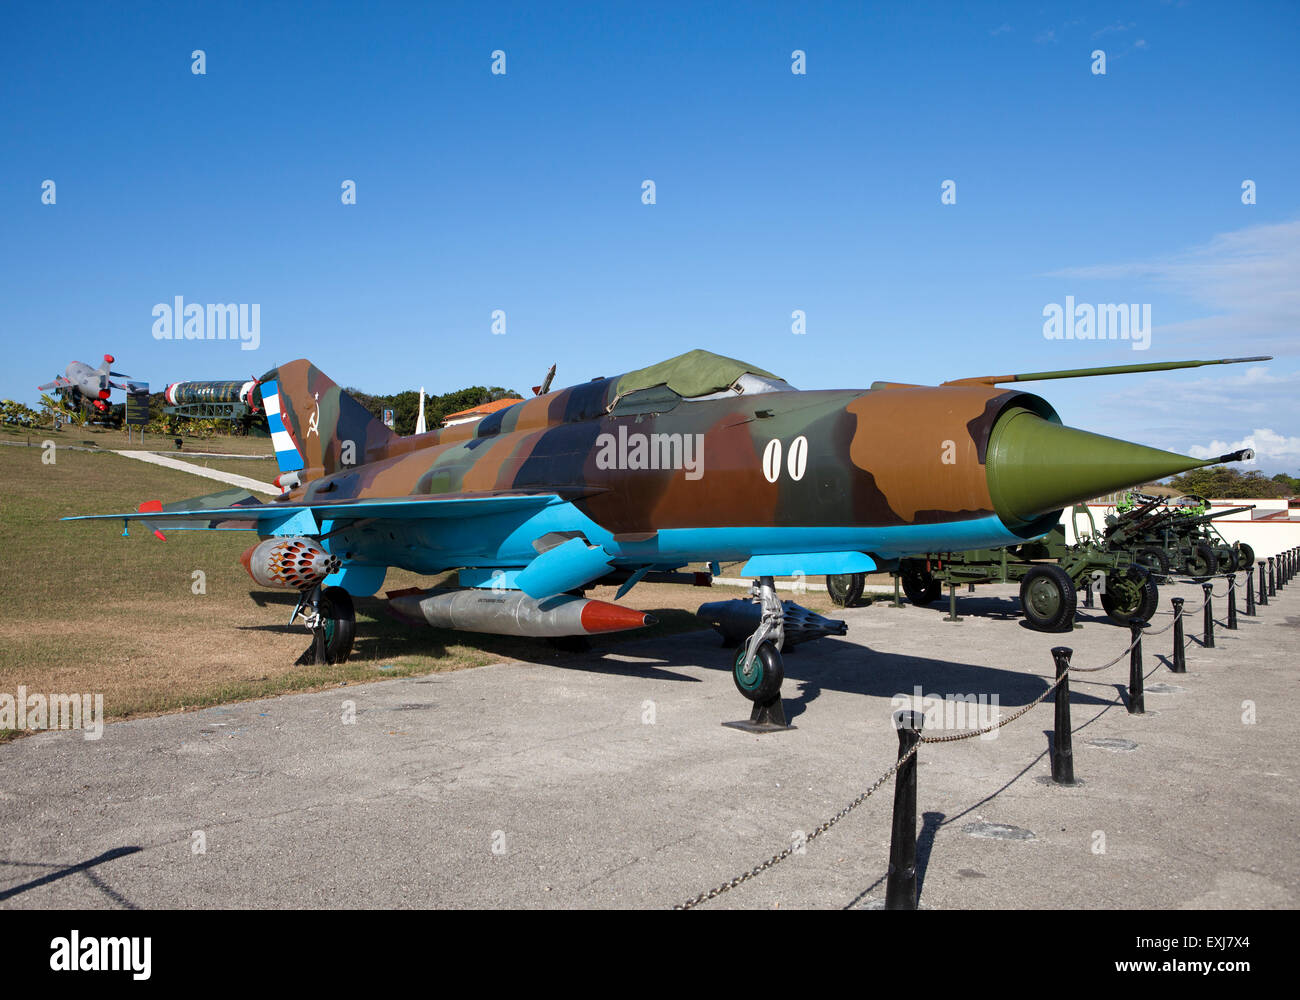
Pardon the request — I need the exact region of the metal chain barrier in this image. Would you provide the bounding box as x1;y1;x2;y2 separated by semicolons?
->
673;742;919;910
674;561;1298;909
674;621;1148;909
1152;592;1211;617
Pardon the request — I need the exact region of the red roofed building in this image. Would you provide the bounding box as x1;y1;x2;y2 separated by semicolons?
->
441;397;523;427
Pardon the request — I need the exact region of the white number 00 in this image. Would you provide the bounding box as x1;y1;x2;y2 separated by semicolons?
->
763;436;808;483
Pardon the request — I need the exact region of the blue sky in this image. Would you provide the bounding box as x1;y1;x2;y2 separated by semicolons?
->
3;1;1297;470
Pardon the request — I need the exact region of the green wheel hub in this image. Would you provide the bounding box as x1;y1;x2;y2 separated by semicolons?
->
1025;576;1063;618
1108;576;1140;613
734;647;765;693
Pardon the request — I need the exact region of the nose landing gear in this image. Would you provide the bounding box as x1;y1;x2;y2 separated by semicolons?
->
724;576;793;733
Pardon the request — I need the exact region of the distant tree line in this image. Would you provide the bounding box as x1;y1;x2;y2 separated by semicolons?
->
8;381;520;439
1167;466;1299;499
344;385;519;436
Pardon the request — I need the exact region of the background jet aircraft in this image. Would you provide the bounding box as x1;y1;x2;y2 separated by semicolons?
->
65;349;1262;714
38;355;139;413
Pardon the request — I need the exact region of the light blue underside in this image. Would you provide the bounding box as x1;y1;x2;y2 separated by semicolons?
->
68;494;1033;595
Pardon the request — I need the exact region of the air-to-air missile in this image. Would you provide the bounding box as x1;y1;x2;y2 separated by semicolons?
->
66;349;1270;723
38;355;140;412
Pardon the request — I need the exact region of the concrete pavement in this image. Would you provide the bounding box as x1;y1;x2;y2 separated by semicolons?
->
2;577;1296;909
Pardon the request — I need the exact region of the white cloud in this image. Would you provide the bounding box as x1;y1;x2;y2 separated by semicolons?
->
990;23;1013;36
1187;428;1300;469
1045;219;1300;356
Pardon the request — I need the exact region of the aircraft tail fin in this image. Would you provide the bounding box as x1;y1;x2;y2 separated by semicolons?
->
258;360;398;481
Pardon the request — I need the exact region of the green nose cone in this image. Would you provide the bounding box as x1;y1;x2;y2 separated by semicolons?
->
987;407;1219;527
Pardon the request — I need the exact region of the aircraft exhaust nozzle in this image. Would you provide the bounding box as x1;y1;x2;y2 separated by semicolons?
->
986;406;1256;528
388;588;655;637
241;537;340;589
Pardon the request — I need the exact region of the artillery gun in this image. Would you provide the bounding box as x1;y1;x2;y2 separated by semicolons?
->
1103;491;1255;582
827;506;1158;632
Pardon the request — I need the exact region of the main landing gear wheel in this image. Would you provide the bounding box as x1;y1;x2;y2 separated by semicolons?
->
1101;565;1159;625
299;585;355;665
1018;564;1076;632
826;572;865;608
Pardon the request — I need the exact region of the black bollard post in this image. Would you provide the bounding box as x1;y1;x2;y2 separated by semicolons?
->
1268;557;1276;597
1171;598;1186;673
1227;573;1238;630
1259;562;1268;607
1202;582;1215;649
1051;647;1075;784
1128;619;1147;715
885;710;924;910
1245;567;1255;616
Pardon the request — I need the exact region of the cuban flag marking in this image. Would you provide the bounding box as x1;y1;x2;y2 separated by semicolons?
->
261;381;305;472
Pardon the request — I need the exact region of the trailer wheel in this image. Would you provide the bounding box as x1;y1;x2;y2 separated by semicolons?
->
1134;547;1169;583
1101;566;1159;625
901;563;941;606
826;573;865;608
1237;542;1256;571
1019;565;1076;632
1186;541;1218;582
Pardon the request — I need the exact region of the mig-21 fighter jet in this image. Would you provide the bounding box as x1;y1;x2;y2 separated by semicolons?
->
65;349;1262;719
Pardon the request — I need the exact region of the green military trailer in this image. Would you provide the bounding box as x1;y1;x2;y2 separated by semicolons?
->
827;508;1158;632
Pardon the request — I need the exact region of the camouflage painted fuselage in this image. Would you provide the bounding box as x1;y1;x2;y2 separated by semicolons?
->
262;358;1060;585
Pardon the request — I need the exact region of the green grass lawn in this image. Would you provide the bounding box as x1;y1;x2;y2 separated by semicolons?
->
0;444;729;735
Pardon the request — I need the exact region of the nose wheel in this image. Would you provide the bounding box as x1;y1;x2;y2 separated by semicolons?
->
724;576;792;732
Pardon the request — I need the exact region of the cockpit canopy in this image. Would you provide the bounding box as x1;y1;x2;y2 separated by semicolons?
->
609;349;795;415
